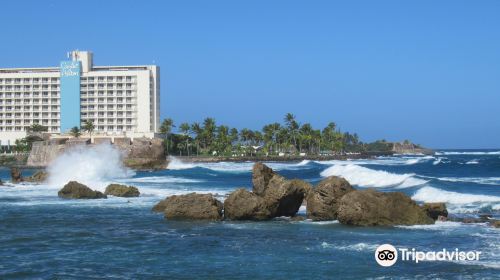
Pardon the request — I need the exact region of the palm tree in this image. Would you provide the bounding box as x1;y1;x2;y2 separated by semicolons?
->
27;123;48;133
202;117;216;151
82;120;95;141
179;122;191;156
191;122;202;156
284;113;299;153
70;126;81;138
160;118;175;154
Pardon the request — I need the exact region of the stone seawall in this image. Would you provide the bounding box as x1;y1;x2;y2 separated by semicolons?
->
27;137;166;169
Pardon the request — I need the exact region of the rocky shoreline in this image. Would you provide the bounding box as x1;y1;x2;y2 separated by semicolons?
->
3;165;499;228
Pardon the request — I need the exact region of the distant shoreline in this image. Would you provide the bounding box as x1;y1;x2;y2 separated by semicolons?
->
172;152;395;164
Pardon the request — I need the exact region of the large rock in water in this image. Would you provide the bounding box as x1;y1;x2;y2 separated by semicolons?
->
152;199;169;213
224;188;272;220
307;176;354;221
421;203;448;220
10;167;23;183
224;163;310;220
104;184;140;197
252;162;276;195
162;193;223;221
263;177;309;217
58;181;107;199
337;189;434;226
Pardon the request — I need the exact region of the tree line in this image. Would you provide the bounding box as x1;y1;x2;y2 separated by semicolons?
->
160;113;394;157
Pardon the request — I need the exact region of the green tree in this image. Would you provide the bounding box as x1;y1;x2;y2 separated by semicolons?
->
179;122;191;156
191;122;202;156
284;113;299;153
82;120;95;139
70;126;81;138
160;118;175;154
27;124;48;133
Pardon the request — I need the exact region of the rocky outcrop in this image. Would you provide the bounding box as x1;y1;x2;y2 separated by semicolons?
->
122;138;166;169
152;199;169;213
58;181;107;199
224;188;272;220
263;176;309;217
224;163;309;220
337;189;434;226
392;141;433;155
306;176;354;221
421;203;448;220
104;184;140;197
10;167;23;183
161;193;223;221
252;162;276;195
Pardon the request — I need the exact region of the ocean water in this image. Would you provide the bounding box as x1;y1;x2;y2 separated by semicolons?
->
0;149;499;279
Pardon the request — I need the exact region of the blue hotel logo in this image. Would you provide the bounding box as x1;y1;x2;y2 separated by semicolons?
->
60;61;80;77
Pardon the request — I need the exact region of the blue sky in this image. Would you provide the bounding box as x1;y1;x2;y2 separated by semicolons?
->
1;0;499;148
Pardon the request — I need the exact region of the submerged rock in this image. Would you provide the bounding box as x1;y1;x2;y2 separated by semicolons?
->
58;181;107;199
24;171;49;183
224;188;272;220
162;193;223;221
10;167;23;183
306;176;354;221
490;220;500;228
104;184;140;197
421;202;448;220
337;189;434;226
8;168;48;184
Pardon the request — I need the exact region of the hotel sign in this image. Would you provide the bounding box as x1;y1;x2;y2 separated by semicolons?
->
60;61;80;77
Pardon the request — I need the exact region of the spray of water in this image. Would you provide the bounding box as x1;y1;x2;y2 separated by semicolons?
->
47;144;135;191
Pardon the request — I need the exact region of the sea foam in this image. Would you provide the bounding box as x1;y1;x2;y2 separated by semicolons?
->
166;157;313;172
320;164;427;188
47;144;135;191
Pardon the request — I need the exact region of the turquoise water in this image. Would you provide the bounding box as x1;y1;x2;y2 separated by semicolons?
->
0;150;499;279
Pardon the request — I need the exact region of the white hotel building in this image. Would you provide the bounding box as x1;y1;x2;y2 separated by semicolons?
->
0;50;160;146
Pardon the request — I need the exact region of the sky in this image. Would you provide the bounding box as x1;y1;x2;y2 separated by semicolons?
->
1;0;499;149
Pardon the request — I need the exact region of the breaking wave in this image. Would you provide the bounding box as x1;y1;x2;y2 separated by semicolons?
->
121;176;203;184
47;144;135;191
320;242;378;252
412;186;500;208
166;157;314;172
435;151;500;155
434;176;500;186
320;164;428;188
